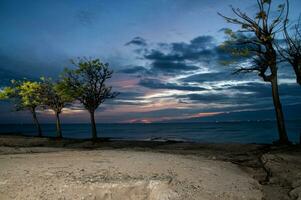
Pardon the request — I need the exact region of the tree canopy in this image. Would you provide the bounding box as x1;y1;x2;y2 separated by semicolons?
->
39;77;73;114
60;58;118;140
219;0;290;144
0;79;43;136
61;58;118;112
0;79;43;112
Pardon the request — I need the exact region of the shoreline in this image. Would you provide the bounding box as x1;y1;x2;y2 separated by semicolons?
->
1;120;301;144
0;135;300;200
1;131;297;145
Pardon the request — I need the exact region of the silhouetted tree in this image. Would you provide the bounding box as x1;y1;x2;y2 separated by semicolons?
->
277;13;301;85
61;58;118;140
0;80;43;136
39;78;74;138
219;0;290;144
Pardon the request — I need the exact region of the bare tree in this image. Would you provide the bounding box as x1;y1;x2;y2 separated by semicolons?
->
219;0;290;144
277;9;301;85
61;58;118;140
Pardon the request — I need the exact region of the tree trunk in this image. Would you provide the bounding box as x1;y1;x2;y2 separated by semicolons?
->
292;60;301;85
56;112;62;138
32;108;42;137
89;110;97;140
270;77;290;144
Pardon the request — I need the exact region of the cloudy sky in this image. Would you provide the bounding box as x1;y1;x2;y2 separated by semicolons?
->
0;0;301;123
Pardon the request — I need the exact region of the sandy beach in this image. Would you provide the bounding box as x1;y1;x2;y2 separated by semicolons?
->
0;135;300;200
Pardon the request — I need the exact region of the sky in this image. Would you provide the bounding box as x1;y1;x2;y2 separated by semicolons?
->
0;0;301;123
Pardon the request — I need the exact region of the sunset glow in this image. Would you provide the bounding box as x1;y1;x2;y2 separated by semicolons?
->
0;0;301;123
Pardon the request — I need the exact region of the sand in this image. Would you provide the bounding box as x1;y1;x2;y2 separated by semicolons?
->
0;135;300;200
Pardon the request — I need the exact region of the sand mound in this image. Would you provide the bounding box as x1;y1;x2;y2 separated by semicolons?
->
0;150;262;200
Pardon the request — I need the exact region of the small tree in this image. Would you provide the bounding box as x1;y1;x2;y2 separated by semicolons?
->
0;80;43;136
219;0;290;144
39;78;74;138
61;58;118;140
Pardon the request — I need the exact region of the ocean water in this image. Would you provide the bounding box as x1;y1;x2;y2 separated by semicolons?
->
0;121;300;144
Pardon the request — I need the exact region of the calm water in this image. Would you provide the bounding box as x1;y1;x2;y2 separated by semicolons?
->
0;121;300;144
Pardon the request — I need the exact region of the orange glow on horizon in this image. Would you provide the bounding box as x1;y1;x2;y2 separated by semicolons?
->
190;112;223;118
123;111;223;123
126;119;152;124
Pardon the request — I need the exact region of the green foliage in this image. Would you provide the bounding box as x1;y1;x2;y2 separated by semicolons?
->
0;87;14;100
19;81;42;108
219;60;233;66
224;28;234;36
256;11;267;19
218;0;288;74
0;79;43;112
39;77;74;113
61;58;118;112
218;31;253;66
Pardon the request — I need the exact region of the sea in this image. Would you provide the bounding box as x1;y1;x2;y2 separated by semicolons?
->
0;121;300;144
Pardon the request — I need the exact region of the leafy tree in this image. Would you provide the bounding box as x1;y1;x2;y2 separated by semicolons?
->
219;0;290;144
61;58;118;140
39;78;74;138
0;80;43;136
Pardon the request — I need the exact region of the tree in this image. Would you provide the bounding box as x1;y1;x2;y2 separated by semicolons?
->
219;0;290;144
61;58;118;140
39;78;74;138
277;12;301;85
0;80;43;136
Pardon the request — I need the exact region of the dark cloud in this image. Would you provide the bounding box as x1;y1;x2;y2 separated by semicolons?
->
125;37;147;46
151;61;199;73
0;54;41;87
0;55;31;76
125;34;257;78
139;78;206;91
144;49;184;61
190;35;215;49
144;35;216;63
105;91;150;106
124;35;222;76
228;82;301;99
0;49;68;84
118;66;148;74
174;82;301;109
178;91;271;105
119;60;200;76
124;34;301;118
0;68;30;87
144;48;215;63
